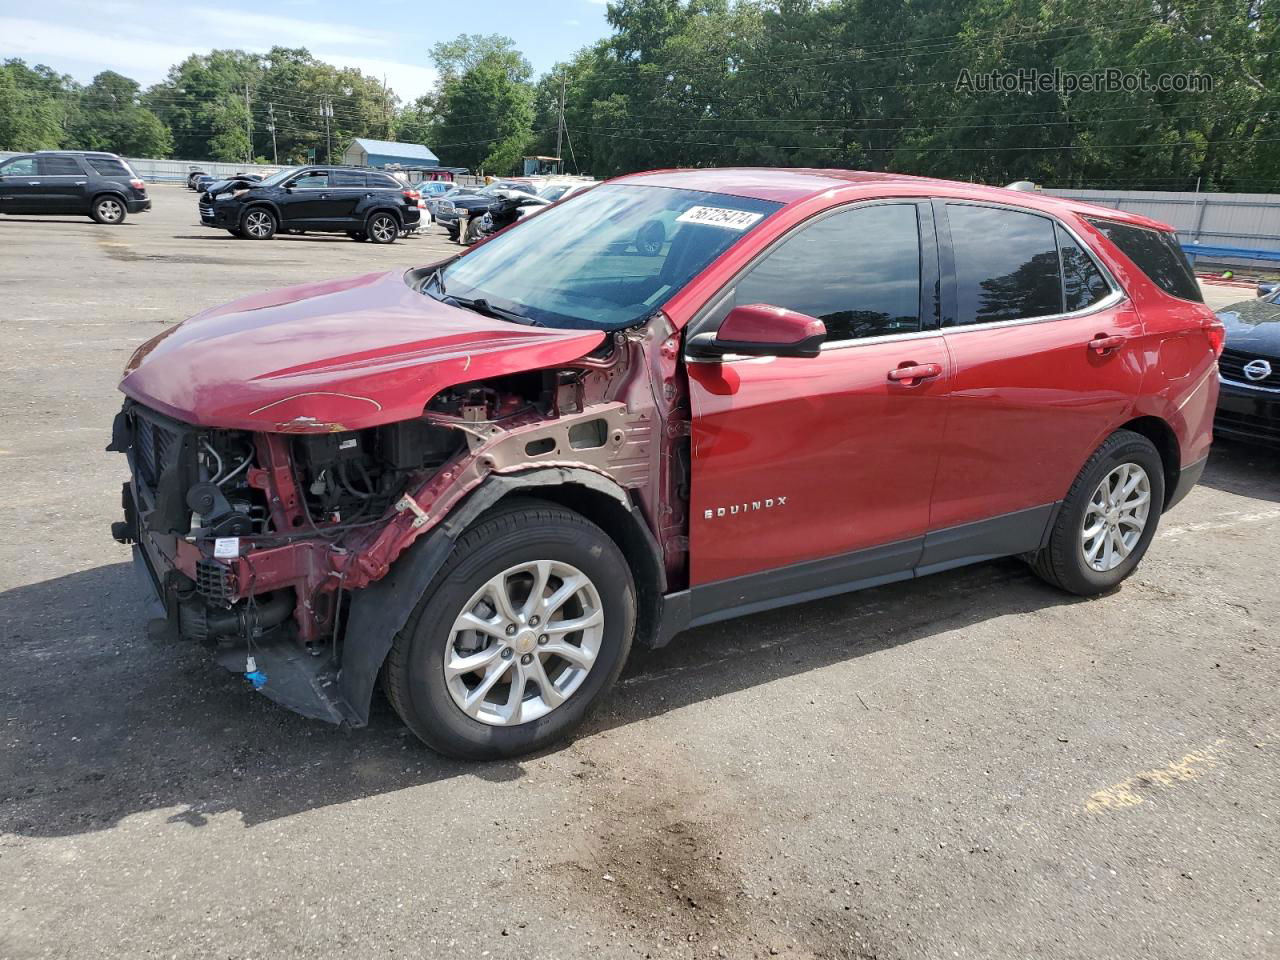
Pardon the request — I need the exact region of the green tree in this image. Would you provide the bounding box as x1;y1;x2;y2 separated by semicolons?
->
430;34;534;174
69;71;172;157
0;59;74;151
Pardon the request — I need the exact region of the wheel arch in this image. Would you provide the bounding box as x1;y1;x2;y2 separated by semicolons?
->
338;467;664;725
366;204;403;227
90;189;127;209
240;200;281;221
1117;415;1181;509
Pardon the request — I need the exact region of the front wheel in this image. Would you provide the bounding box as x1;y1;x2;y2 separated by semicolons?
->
1030;429;1165;596
91;196;126;224
241;208;277;240
367;212;399;244
384;500;636;759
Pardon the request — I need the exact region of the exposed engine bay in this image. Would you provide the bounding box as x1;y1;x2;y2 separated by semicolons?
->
109;316;689;725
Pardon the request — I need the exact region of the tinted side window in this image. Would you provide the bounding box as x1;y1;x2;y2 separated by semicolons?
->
947;205;1061;324
86;157;130;176
38;156;84;176
1056;225;1111;311
332;170;366;187
291;172;329;189
0;157;36;176
1086;218;1202;303
728;203;922;342
369;173;401;188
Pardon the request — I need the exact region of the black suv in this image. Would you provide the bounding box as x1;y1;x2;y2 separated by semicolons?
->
0;151;150;224
199;166;420;243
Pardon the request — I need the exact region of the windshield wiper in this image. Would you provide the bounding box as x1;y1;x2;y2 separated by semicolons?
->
445;294;542;327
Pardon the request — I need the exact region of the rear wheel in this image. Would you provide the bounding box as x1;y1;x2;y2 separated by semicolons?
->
384;500;636;759
1030;429;1165;596
367;212;398;244
91;196;126;224
241;208;277;240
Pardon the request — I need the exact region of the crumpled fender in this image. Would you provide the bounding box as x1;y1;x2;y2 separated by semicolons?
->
337;467;655;725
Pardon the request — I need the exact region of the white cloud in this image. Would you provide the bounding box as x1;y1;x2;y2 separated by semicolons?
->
313;52;439;103
0;18;195;84
187;6;396;49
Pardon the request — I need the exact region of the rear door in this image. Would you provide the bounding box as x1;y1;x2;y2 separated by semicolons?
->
327;169;369;224
686;200;948;602
927;200;1144;559
35;155;91;213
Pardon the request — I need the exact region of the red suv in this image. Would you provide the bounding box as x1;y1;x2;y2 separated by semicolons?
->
109;168;1223;758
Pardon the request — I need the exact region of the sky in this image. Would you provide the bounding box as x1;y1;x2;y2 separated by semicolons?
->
0;0;613;101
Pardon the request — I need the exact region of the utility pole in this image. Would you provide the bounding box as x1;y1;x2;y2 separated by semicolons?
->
555;73;566;167
322;98;333;164
383;73;391;139
244;82;253;164
267;102;278;165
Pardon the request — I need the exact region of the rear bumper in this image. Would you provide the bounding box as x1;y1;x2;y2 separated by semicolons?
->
1215;377;1280;447
1166;455;1208;511
126;197;151;213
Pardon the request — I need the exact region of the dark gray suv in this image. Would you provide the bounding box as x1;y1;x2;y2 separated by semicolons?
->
0;151;151;224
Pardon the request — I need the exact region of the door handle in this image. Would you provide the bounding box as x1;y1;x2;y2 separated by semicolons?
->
318;193;329;198
28;181;40;185
1088;334;1126;355
75;181;86;185
887;362;943;383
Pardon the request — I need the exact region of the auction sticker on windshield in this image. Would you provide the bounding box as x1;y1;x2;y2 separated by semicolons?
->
675;206;766;230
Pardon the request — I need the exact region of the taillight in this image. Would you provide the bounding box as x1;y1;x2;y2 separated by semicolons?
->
403;190;419;203
130;178;146;191
1204;318;1226;358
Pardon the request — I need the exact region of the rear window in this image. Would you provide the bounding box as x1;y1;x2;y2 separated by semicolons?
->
332;170;366;187
86;157;130;176
1086;218;1202;303
369;173;401;189
37;156;84;176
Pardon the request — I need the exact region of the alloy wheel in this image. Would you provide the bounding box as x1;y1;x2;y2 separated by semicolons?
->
1080;462;1151;572
97;199;123;222
444;560;604;726
370;215;397;243
245;210;273;238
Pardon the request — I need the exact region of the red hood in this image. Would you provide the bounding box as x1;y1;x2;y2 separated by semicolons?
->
119;270;605;432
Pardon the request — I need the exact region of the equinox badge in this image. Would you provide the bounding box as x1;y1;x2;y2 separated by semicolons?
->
704;496;788;520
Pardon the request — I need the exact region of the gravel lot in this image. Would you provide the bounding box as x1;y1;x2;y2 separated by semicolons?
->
1;184;1277;960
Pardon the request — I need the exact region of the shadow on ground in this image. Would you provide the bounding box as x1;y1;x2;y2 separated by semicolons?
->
0;555;1076;837
3;448;1272;838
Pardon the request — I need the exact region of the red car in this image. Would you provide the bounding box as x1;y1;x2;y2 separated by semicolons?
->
109;168;1223;758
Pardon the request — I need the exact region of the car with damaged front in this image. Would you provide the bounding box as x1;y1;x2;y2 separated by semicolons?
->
110;168;1223;759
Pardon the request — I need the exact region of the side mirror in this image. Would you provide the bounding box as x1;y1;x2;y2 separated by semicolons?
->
687;303;826;360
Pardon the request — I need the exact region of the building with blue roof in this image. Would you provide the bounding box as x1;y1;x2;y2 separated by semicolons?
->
342;138;440;169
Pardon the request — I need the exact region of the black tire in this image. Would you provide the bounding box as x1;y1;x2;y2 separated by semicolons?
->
384;499;636;759
90;195;127;224
367;211;399;244
445;225;459;241
1030;429;1165;596
240;207;277;240
347;230;368;242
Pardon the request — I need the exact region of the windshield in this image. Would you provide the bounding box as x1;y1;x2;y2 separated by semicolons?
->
429;183;781;330
257;167;298;187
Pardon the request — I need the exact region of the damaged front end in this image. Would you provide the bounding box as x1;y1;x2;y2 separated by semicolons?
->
108;315;689;726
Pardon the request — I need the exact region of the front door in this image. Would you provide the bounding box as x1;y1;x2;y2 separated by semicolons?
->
686;200;948;613
279;170;333;226
0;156;39;213
927;201;1147;555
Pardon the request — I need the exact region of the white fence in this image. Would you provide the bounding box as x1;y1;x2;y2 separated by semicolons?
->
0;151;483;186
